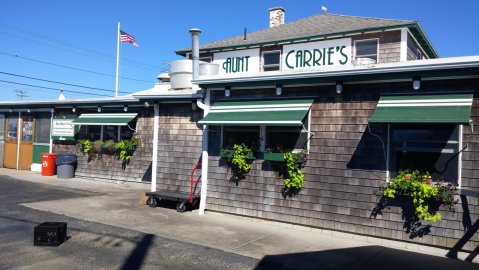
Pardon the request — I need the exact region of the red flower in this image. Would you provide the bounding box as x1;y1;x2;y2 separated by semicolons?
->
426;178;433;185
405;175;411;180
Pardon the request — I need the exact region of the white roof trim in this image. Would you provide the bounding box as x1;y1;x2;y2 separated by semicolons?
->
194;56;479;85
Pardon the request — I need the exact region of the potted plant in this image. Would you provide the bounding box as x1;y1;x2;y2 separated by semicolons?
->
381;170;458;222
282;150;308;191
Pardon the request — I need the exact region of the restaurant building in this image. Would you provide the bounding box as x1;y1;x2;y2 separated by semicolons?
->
175;8;479;253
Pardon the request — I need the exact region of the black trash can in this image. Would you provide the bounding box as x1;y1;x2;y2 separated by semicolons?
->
55;153;77;179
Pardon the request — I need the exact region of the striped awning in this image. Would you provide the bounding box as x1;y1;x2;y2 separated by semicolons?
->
72;113;137;126
369;93;473;124
198;99;314;126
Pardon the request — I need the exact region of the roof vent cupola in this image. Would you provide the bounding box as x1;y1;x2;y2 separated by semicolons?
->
269;7;285;28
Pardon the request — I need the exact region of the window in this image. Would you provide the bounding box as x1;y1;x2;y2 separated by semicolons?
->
7;117;18;141
78;125;101;141
223;126;259;150
103;126;118;141
78;125;135;141
262;51;281;71
354;39;378;64
34;115;51;144
390;124;459;181
199;56;212;63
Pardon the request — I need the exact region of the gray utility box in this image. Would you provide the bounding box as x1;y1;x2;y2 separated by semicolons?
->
56;153;77;179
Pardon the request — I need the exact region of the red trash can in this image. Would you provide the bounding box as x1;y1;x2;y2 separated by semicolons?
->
41;153;57;176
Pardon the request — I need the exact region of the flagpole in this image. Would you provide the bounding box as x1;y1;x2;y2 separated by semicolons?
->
115;22;120;97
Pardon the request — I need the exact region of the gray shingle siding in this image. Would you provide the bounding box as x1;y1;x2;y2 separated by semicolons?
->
205;79;479;251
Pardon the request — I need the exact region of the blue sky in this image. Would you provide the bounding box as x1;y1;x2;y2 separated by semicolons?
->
1;0;478;101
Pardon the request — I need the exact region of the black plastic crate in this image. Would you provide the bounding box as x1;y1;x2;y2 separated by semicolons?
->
34;222;67;246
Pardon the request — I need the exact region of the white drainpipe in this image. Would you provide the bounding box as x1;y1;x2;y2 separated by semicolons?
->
198;90;210;215
16;111;21;170
151;103;159;192
49;108;54;153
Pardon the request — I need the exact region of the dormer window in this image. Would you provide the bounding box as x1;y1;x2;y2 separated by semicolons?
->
354;38;378;64
262;51;281;71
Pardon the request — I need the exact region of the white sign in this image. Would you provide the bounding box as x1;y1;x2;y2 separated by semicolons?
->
213;48;260;74
282;38;352;70
52;119;74;137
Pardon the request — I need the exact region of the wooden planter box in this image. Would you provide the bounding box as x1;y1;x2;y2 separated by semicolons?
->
264;152;285;162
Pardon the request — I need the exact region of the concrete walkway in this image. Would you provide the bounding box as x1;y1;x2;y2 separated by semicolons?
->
1;168;477;269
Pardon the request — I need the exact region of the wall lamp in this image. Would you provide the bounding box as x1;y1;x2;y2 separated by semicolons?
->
123;105;128;112
72;106;76;112
276;84;282;96
97;106;102;112
413;76;421;90
336;81;343;94
27;108;31;113
225;86;231;97
144;101;150;108
9;108;13;113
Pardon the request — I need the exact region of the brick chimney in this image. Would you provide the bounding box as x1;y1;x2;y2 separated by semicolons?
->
269;7;285;28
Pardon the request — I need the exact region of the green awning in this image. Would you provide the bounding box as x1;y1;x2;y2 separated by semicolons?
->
198;99;314;126
72;113;137;126
369;93;473;124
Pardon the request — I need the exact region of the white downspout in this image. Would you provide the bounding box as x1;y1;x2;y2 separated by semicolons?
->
16;111;21;170
198;90;210;215
49;108;54;153
151;103;159;192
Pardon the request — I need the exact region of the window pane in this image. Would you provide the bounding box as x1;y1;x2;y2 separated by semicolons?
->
120;126;134;140
7;117;18;141
391;124;458;181
266;126;302;151
86;126;101;140
34;116;51;143
22;118;33;142
355;40;378;56
392;124;457;143
103;126;118;141
263;51;280;66
393;151;458;181
224;126;259;149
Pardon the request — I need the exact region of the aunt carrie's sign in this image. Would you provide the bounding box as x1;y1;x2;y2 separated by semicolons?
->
213;48;260;75
282;38;351;70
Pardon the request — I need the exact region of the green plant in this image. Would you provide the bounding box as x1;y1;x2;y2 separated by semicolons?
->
382;170;458;222
228;143;253;175
115;134;138;163
283;150;308;190
102;140;116;153
93;140;103;154
78;139;93;154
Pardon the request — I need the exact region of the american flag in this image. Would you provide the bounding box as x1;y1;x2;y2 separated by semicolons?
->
120;30;139;47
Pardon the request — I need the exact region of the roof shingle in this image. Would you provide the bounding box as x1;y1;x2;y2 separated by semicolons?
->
176;13;416;54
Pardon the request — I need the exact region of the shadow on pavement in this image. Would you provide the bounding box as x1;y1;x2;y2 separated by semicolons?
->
254;245;478;270
120;234;155;270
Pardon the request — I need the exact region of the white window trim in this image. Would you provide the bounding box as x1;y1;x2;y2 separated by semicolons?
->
262;50;282;71
354;38;379;63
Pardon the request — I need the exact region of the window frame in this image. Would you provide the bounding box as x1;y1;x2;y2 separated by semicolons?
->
219;110;311;156
386;123;462;187
354;38;379;64
262;50;281;71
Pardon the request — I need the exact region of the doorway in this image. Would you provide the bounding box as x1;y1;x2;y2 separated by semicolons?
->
3;115;34;170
